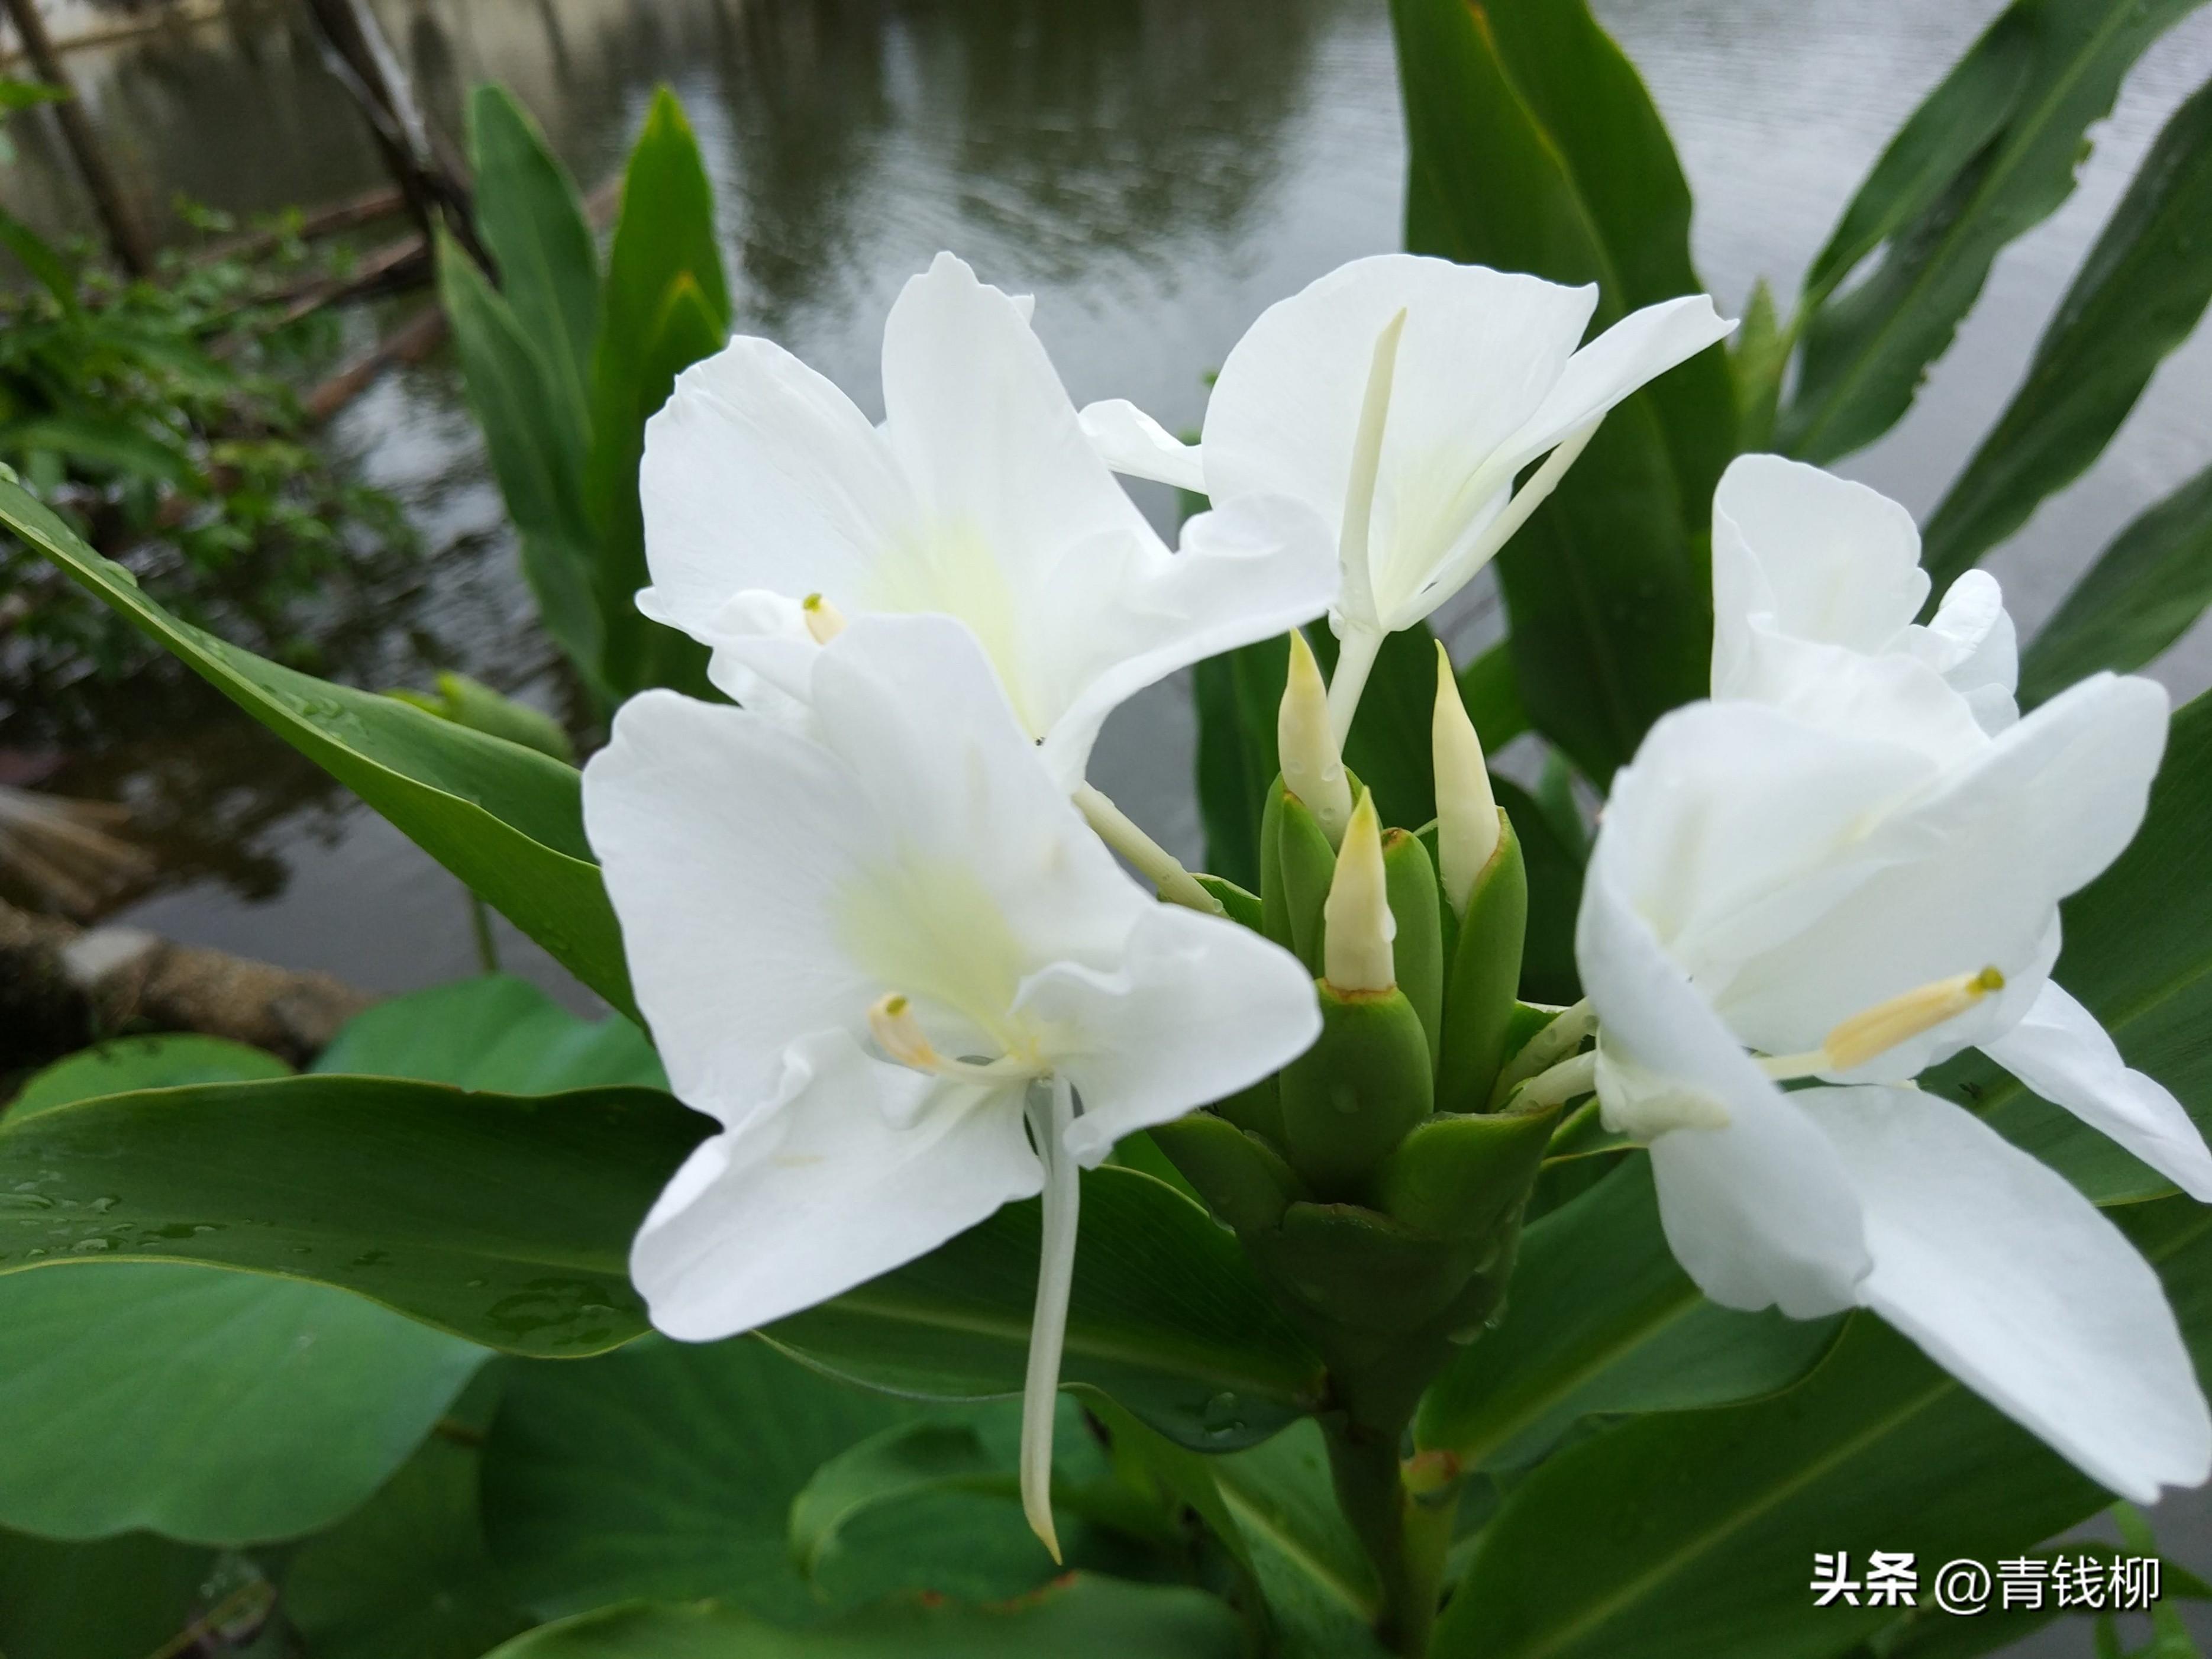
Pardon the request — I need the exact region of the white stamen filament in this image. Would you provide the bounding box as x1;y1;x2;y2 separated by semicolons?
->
1278;629;1354;846
1074;783;1225;915
866;993;1040;1084
1326;307;1409;745
1510;1048;1598;1113
1488;998;1594;1108
802;592;847;644
1021;1070;1080;1563
1759;967;2004;1080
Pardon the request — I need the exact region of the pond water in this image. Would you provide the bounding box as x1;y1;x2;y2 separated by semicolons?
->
5;0;2212;998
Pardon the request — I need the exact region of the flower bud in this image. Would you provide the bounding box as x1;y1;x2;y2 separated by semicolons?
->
1278;629;1354;847
1323;792;1394;994
1433;640;1498;917
1381;828;1444;1070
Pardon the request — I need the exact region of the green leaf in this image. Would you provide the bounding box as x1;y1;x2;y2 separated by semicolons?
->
1926;689;2212;1200
437;232;609;698
0;414;199;491
1193;635;1290;890
480;1336;1057;1628
0;475;637;1019
480;1575;1247;1658
312;974;664;1093
0;1526;226;1659
1779;0;2208;463
1455;640;1529;755
392;670;576;764
7;1033;289;1122
764;1166;1325;1454
0;1035;485;1547
1923;77;2212;586
285;1374;535;1659
0;1264;484;1545
0;205;76;311
586;87;730;699
1416;1158;1840;1470
1488;776;1583;1005
1389;0;1726;781
469;83;602;437
0;1073;701;1356
2017;460;2212;706
0;78;68;111
1430;1196;2212;1659
787;1421;1016;1584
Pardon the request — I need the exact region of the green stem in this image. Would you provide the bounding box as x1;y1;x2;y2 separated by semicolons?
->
1324;1418;1454;1657
469;890;501;974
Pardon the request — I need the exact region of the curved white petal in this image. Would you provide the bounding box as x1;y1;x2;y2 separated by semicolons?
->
800;615;1141;973
582;689;882;1121
1710;455;1929;697
633;1031;1042;1341
1720;673;2170;1058
1914;569;2020;735
1722;627;1993;769
876;253;1158;615
1078;398;1206;493
1034;493;1337;792
1015;904;1321;1164
679;588;817;719
1801;1085;2211;1502
1982;982;2212;1201
1591;700;1936;1000
639;334;913;639
1503;293;1735;466
1578;867;1869;1316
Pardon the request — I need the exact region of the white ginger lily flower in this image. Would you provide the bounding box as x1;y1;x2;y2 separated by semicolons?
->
1707;453;2212;1200
582;614;1321;1557
1079;253;1734;735
634;251;1336;796
1577;692;2211;1500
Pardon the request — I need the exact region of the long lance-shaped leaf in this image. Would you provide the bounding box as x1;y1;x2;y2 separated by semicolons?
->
1779;0;2208;464
1430;1195;2212;1659
1923;75;2212;587
1388;0;1721;781
0;476;635;1017
1925;688;2212;1198
467;83;601;435
1415;1158;1842;1473
2016;460;2212;708
0;1076;1322;1447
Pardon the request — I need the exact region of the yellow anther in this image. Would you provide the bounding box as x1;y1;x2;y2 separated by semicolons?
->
867;992;941;1071
803;592;848;644
1762;967;2005;1079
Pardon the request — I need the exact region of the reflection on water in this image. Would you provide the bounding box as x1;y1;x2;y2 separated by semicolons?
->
1;0;2210;1015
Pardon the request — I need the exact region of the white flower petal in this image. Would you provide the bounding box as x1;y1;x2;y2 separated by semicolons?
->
639;334;913;640
1720;673;2169;1059
1914;569;2019;735
1078;398;1207;493
1578;868;1869;1316
583;689;882;1121
1982;982;2212;1202
1710;454;1929;696
1800;1085;2211;1502
1034;494;1336;792
632;1031;1042;1341
1503;293;1736;468
1014;903;1321;1164
876;253;1158;616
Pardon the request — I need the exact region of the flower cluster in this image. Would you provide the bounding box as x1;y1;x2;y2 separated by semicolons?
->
582;250;2209;1550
